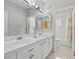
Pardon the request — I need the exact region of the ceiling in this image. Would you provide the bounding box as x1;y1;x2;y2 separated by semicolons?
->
6;0;75;14
34;0;75;14
35;0;74;10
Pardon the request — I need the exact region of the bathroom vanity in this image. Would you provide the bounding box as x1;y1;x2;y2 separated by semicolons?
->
4;33;54;59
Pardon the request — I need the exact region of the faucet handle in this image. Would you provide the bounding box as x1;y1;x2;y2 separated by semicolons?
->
17;36;22;40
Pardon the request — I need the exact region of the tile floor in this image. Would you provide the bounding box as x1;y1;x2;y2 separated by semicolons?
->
46;40;75;59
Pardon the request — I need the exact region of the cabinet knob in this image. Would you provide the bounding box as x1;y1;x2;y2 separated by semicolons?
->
30;55;34;59
30;56;32;59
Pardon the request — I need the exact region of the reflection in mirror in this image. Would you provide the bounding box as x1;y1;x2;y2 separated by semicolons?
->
27;16;36;35
35;15;52;35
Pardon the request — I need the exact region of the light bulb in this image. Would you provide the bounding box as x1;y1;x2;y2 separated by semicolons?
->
42;0;46;2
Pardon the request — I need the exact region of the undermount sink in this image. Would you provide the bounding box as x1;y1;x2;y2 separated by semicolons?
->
5;38;31;46
15;39;31;45
4;39;32;49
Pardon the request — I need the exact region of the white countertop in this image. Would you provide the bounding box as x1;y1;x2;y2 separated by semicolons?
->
4;32;53;55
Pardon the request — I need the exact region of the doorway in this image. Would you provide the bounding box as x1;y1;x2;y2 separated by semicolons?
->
54;9;73;48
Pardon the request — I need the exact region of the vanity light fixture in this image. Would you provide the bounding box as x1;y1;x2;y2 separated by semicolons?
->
24;0;31;5
24;0;44;13
32;1;36;6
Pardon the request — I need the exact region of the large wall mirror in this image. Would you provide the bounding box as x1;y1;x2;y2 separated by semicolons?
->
4;0;28;37
4;0;39;37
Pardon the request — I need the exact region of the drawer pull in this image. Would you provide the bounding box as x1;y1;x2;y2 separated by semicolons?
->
32;55;34;57
28;48;34;52
30;56;32;59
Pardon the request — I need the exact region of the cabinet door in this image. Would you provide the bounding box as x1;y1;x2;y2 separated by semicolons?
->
35;48;42;59
5;54;16;59
47;38;53;53
39;40;48;59
39;37;53;59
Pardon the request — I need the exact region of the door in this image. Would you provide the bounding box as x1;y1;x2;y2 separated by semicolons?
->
56;16;67;41
67;16;72;43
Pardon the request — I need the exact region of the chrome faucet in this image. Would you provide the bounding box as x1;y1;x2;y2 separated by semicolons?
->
33;19;38;38
33;27;37;38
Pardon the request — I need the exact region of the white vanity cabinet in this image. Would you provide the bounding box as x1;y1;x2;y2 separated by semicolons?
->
4;52;16;59
5;35;54;59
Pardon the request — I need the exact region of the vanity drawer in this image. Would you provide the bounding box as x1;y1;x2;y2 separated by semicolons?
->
17;43;39;59
24;51;38;59
4;52;16;59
